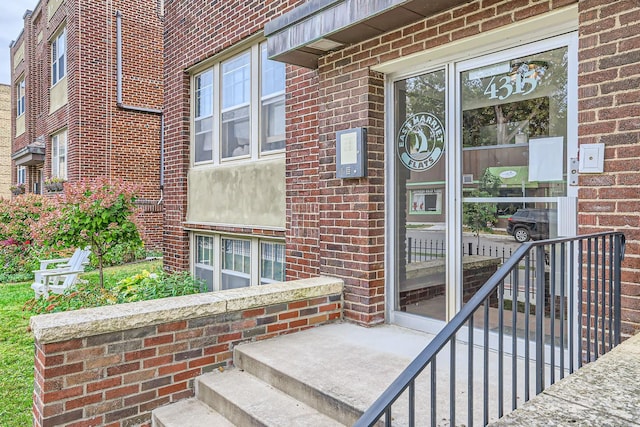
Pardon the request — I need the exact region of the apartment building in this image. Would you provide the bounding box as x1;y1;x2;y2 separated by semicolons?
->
0;85;10;199
10;0;164;248
163;0;640;333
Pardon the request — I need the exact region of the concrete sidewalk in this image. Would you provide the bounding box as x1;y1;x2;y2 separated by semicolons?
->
492;332;640;426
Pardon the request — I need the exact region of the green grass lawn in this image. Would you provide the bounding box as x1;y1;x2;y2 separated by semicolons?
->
0;259;162;426
0;281;34;427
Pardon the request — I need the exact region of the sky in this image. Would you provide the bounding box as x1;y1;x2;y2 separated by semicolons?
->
0;1;40;85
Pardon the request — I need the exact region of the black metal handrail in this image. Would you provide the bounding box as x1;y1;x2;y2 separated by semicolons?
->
355;232;625;427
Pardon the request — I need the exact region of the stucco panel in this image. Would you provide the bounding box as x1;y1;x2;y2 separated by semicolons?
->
49;77;68;114
187;158;285;228
15;114;25;137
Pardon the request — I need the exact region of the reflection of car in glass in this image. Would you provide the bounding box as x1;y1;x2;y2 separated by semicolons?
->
506;208;550;243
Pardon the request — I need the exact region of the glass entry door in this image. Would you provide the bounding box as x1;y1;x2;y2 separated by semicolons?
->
391;34;577;331
393;69;448;323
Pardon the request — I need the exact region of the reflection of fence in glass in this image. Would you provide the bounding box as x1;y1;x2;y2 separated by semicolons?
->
406;237;514;263
406;237;541;304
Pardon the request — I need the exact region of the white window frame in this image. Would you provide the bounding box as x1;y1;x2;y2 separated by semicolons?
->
192;41;285;166
51;27;66;86
194;235;215;292
191;233;286;291
221;237;251;290
51;130;68;180
16;77;25;117
16;166;26;185
259;240;286;284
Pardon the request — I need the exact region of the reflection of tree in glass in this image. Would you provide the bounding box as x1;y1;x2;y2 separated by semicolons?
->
405;70;446;121
463;97;549;146
461;46;568;147
463;169;501;245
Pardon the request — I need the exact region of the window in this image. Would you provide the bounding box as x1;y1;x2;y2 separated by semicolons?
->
221;52;251;159
260;241;285;284
194;70;213;163
16;78;25;116
17;166;26;185
192;233;285;291
51;28;66;86
221;238;251;290
260;44;285;152
193;41;285;164
51;130;67;179
195;235;215;291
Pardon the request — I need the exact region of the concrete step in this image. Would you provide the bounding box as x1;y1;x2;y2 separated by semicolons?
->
197;368;344;427
233;323;431;425
152;397;235;427
152;323;434;427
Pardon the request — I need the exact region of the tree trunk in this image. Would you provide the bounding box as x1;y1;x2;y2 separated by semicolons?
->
98;255;104;288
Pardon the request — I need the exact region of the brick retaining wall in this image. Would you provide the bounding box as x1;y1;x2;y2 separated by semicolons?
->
30;277;343;427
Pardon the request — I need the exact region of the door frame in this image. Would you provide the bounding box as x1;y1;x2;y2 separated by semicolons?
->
384;12;579;333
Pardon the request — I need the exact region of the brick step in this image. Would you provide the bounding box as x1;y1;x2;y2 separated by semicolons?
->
152;398;235;427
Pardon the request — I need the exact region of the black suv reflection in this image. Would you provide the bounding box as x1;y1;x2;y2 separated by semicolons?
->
506;208;551;243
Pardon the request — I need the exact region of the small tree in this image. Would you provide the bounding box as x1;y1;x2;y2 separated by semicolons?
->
35;178;143;288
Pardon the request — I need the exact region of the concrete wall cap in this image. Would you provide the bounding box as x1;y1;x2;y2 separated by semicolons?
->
30;276;343;344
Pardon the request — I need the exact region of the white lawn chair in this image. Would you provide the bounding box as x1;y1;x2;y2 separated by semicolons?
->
31;248;91;298
33;248;86;284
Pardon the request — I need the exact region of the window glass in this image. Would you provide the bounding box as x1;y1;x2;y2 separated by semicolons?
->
16;78;25;116
195;235;215;291
17;166;26;185
260;44;285;153
222;52;251;159
260;241;285;284
51;130;67;180
195;70;214;163
52;28;66;85
221;238;250;290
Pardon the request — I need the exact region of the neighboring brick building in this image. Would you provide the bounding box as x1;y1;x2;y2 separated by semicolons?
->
0;84;11;199
163;0;640;334
9;0;163;249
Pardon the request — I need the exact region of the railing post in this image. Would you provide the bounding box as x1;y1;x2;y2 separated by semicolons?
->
535;245;546;395
408;237;412;264
614;234;624;345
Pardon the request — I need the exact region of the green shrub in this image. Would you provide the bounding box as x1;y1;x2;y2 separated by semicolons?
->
0;194;58;282
23;269;205;314
89;241;146;269
112;270;204;303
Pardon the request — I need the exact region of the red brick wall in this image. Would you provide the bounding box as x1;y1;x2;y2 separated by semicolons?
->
577;0;640;335
286;65;321;280
164;0;640;330
32;292;342;427
163;0;585;324
314;63;386;325
311;0;576;324
10;0;164;249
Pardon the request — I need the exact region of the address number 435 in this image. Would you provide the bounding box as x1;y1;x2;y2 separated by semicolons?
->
484;69;539;101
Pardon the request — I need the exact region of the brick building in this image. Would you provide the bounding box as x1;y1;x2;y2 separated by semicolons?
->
163;0;640;334
9;0;164;248
0;84;11;199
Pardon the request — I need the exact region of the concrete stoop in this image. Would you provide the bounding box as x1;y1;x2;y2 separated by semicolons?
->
152;322;433;427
